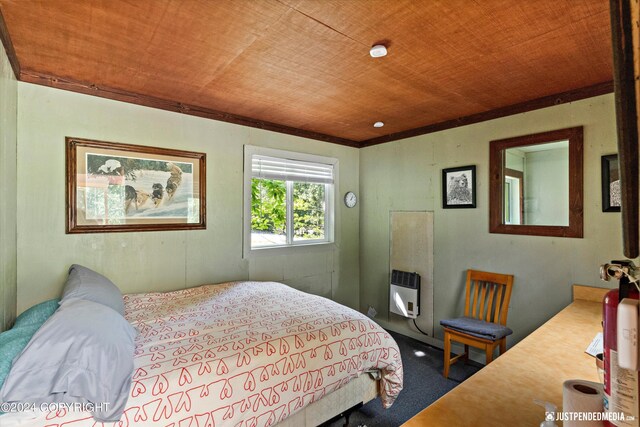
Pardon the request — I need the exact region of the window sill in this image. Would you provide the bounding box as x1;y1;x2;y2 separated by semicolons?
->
245;241;336;258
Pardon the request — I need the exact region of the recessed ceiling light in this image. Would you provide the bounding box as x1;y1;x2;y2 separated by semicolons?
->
369;44;387;58
374;121;384;128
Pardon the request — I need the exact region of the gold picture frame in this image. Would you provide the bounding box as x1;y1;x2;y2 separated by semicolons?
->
66;137;206;233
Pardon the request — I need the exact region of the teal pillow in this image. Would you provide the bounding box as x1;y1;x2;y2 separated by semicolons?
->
14;299;60;328
0;299;60;391
0;324;40;389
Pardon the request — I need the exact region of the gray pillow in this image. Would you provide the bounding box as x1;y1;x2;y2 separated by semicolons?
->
0;299;136;422
62;264;125;315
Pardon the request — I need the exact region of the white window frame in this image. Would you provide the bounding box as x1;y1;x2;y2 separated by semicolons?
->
243;145;337;257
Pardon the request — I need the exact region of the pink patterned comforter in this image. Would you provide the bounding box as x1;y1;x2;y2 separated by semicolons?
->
13;281;403;426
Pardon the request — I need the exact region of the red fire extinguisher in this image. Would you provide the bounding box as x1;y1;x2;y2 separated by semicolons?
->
601;260;639;426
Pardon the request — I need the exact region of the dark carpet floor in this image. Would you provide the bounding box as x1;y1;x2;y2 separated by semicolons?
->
324;330;481;427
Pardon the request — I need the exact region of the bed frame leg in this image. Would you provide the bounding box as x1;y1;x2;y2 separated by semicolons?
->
318;402;364;426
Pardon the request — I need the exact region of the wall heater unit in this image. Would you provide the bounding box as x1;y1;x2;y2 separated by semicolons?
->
390;270;420;319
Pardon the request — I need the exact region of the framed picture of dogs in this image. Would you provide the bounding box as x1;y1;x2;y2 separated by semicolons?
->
442;165;476;209
66;137;206;233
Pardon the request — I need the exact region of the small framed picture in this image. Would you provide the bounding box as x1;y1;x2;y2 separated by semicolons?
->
601;154;621;212
442;165;476;209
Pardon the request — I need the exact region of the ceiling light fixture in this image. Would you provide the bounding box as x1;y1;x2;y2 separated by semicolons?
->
369;44;387;58
374;121;384;128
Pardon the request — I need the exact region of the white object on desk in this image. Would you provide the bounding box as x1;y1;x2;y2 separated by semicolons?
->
562;380;604;427
585;332;603;357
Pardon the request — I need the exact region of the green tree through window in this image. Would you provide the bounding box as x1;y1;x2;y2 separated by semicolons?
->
251;178;327;246
251;178;286;235
293;182;325;240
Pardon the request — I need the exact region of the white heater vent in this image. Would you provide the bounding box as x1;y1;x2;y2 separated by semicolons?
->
389;270;420;319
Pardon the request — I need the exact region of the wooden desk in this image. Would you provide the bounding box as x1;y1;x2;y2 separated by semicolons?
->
403;285;609;427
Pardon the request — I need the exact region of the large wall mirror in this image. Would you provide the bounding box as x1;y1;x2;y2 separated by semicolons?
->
489;126;583;238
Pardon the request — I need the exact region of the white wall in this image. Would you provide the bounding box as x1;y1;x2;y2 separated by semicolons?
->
0;43;17;331
524;147;569;226
16;83;360;313
359;94;626;351
13;80;626;356
505;150;524;171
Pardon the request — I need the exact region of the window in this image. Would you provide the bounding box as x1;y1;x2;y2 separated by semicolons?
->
244;146;336;253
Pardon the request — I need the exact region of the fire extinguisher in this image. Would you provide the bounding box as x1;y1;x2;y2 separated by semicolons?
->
601;260;639;426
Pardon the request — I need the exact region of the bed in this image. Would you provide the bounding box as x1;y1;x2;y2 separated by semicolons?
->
2;280;403;426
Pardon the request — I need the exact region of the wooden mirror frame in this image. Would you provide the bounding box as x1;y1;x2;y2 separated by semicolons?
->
489;126;584;238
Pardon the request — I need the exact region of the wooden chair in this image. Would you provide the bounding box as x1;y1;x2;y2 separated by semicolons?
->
441;269;514;379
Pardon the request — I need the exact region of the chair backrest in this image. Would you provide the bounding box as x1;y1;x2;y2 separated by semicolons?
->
463;269;514;326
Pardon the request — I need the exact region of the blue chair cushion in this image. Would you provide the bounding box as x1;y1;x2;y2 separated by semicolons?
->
440;316;513;340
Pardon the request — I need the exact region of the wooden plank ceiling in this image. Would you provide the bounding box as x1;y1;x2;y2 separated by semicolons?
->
0;0;612;146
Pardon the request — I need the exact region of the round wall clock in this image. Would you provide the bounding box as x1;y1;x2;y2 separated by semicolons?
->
344;191;357;208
